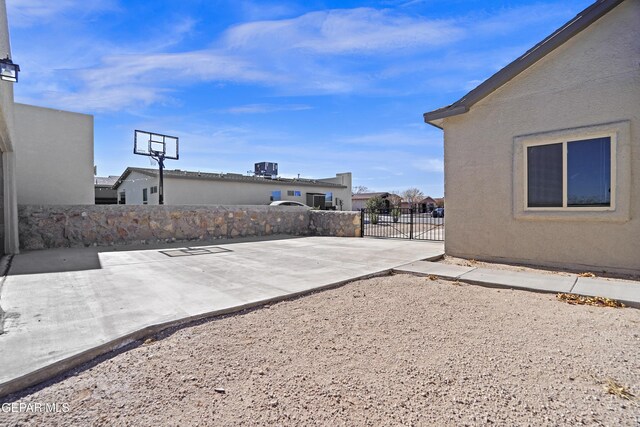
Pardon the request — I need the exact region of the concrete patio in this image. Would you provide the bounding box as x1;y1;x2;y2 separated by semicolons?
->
3;235;638;400
0;236;444;398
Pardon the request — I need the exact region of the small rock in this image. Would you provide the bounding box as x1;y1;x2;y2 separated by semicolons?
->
214;388;226;394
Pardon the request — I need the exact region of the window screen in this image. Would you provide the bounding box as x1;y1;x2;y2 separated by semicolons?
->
527;143;562;207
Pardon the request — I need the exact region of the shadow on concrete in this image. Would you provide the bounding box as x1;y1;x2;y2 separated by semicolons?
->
8;235;304;276
7;248;103;275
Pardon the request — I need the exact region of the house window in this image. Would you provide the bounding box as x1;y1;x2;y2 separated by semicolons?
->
287;190;294;196
119;192;126;205
150;186;158;194
526;136;612;209
271;190;281;201
325;192;333;202
143;188;148;204
294;190;301;197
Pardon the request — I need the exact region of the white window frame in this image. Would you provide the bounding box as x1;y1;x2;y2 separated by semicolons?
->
523;132;616;212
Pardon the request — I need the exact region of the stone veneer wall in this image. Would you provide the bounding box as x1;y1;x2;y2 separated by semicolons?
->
18;205;361;250
309;210;361;237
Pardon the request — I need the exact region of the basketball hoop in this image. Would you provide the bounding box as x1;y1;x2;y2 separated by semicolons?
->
134;130;179;205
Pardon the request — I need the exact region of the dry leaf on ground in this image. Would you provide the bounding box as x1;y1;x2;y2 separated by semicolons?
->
556;293;624;308
604;378;637;401
578;272;597;278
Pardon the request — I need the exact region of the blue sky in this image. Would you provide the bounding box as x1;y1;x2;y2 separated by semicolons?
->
7;0;591;197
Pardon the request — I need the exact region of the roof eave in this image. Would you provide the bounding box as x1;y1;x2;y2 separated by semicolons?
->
423;105;468;128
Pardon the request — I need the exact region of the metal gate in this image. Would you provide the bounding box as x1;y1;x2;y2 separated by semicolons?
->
361;208;444;241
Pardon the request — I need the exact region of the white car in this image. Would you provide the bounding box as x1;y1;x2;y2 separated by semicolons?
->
269;201;310;208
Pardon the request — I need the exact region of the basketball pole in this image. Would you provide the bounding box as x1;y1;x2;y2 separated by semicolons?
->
158;155;165;205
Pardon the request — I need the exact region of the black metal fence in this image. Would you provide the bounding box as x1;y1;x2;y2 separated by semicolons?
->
360;208;444;241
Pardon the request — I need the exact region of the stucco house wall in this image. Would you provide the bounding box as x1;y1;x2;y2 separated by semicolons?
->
116;170;353;210
13;103;94;205
441;0;639;273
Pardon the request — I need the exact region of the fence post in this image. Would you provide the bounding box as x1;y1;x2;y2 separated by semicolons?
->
360;209;365;237
409;208;413;240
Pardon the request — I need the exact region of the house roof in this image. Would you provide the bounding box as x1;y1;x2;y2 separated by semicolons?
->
113;167;347;190
423;0;625;127
419;196;436;204
94;176;120;187
351;192;391;200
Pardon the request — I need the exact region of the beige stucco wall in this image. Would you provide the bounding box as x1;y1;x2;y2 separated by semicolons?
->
441;0;640;274
117;171;353;210
13;103;94;205
0;0;19;254
0;0;14;154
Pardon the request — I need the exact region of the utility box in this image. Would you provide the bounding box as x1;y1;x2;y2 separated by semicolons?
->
254;162;278;178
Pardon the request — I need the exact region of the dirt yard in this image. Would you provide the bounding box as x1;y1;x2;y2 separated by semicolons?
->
2;274;639;426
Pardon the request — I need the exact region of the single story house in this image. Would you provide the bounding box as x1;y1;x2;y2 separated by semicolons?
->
14;104;94;206
423;0;639;274
400;196;437;212
95;176;119;204
351;192;399;211
113;167;353;210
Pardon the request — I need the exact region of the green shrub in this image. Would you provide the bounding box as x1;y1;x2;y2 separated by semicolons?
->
391;206;401;223
366;196;385;225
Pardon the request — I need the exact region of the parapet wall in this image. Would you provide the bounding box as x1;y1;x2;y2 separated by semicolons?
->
18;205;361;250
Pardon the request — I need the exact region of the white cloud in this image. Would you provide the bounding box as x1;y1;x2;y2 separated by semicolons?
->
341;130;441;147
7;0;119;27
412;157;444;173
11;2;583;111
223;8;463;55
225;103;312;114
23;51;284;112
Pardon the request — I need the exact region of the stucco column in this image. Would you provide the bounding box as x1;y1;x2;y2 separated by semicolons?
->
3;151;17;253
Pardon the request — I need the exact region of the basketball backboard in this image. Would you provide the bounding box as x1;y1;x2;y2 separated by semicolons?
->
134;130;179;160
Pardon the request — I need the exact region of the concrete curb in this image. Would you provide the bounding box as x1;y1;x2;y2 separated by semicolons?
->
0;267;402;399
393;265;640;309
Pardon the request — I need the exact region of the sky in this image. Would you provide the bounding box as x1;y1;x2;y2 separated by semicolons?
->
7;0;592;197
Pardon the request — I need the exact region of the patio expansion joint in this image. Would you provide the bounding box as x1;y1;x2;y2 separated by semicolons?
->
568;276;579;293
456;267;477;279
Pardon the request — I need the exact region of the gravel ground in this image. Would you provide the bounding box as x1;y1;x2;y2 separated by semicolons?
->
2;274;639;426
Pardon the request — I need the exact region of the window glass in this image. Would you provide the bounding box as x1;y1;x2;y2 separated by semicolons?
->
567;137;610;206
527;143;562;207
294;190;301;197
271;190;281;201
287;190;294;196
325;192;333;202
